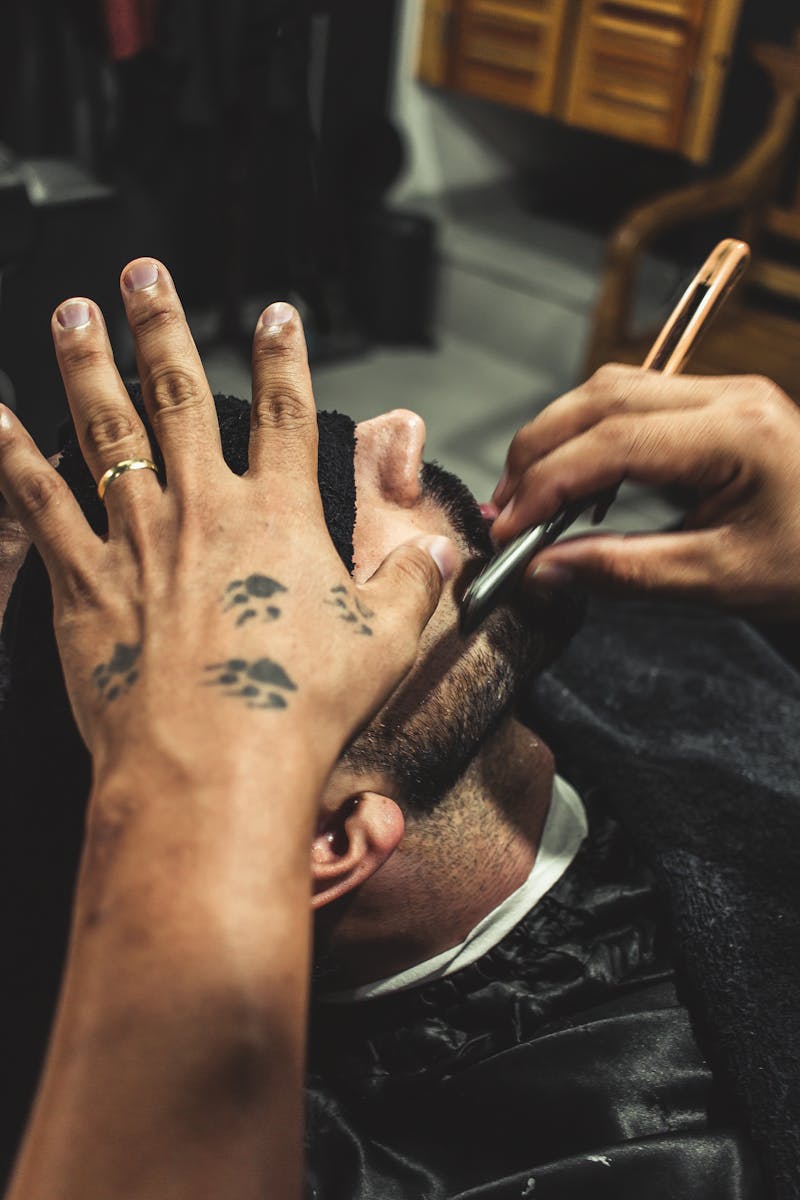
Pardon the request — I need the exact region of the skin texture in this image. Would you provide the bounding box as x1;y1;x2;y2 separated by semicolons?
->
0;260;457;1200
491;364;800;620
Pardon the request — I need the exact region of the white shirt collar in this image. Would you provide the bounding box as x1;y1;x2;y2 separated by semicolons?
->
322;773;587;1003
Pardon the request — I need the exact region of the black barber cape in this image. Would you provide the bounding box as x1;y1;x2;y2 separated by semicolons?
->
306;599;800;1200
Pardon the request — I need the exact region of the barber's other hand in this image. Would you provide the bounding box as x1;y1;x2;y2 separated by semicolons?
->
491;365;800;619
0;260;456;786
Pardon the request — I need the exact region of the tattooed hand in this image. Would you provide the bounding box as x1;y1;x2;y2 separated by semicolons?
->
491;365;800;618
0;261;457;789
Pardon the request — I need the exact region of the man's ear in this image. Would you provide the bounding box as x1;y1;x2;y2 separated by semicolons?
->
311;793;404;910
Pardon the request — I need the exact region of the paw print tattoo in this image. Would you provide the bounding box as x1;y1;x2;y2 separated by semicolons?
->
326;585;374;635
204;657;298;709
92;642;142;703
223;574;287;627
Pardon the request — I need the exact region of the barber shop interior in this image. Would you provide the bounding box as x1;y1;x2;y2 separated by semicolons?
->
1;3;799;1198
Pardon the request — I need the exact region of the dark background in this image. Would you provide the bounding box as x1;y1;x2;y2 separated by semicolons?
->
0;0;404;449
0;0;795;450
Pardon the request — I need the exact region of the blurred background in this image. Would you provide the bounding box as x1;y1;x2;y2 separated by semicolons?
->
1;0;799;527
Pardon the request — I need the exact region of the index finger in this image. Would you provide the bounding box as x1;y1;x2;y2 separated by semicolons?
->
495;367;729;508
491;408;744;544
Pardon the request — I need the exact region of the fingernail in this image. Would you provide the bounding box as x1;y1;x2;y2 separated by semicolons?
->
479;502;498;522
529;562;574;590
492;469;509;506
0;406;13;431
56;301;90;329
261;301;295;332
123;261;159;292
415;535;459;582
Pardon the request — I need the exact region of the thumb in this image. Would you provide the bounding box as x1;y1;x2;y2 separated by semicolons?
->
525;530;725;604
362;534;459;642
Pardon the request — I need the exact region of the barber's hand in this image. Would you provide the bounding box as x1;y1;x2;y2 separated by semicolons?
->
0;259;456;786
491;365;800;620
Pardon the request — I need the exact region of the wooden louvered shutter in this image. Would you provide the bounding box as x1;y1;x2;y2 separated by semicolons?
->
561;0;742;160
448;0;571;115
417;0;744;163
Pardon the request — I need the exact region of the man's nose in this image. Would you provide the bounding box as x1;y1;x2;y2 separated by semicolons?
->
355;410;427;505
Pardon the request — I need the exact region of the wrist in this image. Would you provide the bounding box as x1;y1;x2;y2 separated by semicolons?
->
82;737;324;918
90;718;331;806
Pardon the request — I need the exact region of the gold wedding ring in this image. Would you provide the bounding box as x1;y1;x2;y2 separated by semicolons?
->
97;458;159;502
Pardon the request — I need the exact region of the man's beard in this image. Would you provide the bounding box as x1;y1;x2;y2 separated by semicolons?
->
314;459;585;991
340;460;585;816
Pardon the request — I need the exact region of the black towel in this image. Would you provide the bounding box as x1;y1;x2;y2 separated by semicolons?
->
529;598;800;1199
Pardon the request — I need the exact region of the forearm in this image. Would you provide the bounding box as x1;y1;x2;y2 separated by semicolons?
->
0;257;446;1200
7;755;321;1200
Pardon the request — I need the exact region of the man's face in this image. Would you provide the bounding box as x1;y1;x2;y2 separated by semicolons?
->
338;409;581;814
351;408;482;647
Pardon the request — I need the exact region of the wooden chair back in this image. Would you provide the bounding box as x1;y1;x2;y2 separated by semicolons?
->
585;33;800;399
